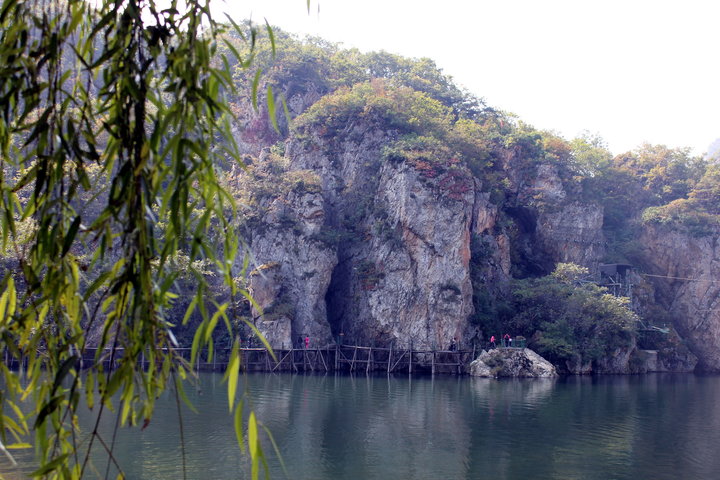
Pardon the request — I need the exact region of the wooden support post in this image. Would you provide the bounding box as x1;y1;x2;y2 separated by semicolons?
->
318;348;328;372
387;345;392;374
292;348;299;373
431;349;436;376
335;345;339;371
409;348;412;375
272;350;291;372
366;348;372;374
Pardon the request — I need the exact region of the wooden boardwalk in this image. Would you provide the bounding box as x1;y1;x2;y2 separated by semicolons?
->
4;345;479;375
260;345;477;375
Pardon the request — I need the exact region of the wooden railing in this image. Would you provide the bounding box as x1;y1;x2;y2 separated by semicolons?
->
3;345;481;375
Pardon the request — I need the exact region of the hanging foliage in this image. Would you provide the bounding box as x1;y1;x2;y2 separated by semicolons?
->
0;0;275;477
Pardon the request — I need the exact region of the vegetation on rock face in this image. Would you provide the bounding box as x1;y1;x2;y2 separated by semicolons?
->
294;80;454;139
582;142;716;256
222;151;321;236
224;23;720;251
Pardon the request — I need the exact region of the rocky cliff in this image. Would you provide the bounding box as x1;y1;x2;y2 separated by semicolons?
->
247;185;337;348
243;120;615;354
502;162;605;277
248;125;487;349
214;35;711;373
640;225;720;371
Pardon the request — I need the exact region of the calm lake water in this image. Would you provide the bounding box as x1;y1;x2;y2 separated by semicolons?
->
4;372;720;479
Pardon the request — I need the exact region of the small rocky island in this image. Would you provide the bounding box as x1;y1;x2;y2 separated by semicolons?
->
470;348;558;378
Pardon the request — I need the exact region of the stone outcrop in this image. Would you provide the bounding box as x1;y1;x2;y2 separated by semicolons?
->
640;225;720;371
241;126;615;356
469;348;557;378
585;344;635;374
238;114;521;351
239;117;711;373
633;349;697;373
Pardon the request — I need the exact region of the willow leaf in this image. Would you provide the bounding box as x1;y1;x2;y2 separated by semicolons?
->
266;84;279;133
248;411;259;480
226;341;240;411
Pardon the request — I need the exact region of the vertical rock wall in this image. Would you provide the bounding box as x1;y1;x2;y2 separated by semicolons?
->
241;124;512;350
244;133;607;352
248;188;337;348
512;163;605;273
536;202;605;270
339;159;476;349
640;225;720;371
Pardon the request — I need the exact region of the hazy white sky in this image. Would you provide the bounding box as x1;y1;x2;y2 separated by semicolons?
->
215;0;720;156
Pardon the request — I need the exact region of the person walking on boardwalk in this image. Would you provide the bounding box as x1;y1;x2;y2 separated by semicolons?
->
449;337;457;351
305;335;310;349
508;336;513;348
503;333;510;348
490;335;496;348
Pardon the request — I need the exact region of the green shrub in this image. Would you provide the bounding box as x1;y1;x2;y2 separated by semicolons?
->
642;199;720;237
294;80;453;139
507;263;638;365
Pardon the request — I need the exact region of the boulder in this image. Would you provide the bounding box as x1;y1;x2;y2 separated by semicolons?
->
469;348;557;378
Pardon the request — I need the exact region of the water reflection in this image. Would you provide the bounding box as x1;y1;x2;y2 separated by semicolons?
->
2;373;720;479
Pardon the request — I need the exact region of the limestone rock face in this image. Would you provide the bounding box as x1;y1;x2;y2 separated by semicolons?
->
503;162;605;274
285;125;486;349
530;164;605;270
536;202;605;270
472;191;511;285
530;164;567;202
355;160;475;348
469;348;557;378
243;123;606;353
640;225;720;371
248;188;337;348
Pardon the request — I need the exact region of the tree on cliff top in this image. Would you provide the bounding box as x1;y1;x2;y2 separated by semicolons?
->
0;0;275;477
